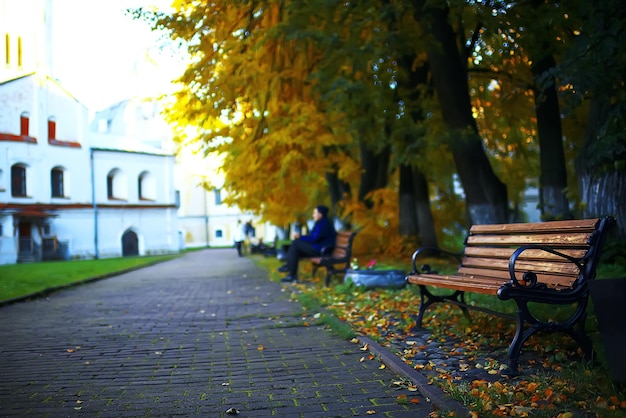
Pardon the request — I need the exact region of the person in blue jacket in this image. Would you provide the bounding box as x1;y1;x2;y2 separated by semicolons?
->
279;205;336;283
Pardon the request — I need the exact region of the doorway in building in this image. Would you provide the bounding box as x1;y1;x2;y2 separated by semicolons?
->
121;229;139;256
18;222;33;254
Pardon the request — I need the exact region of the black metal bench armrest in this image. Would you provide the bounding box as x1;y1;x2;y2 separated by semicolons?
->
410;247;462;275
507;244;584;288
319;245;336;257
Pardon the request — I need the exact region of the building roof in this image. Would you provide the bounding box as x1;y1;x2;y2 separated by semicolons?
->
89;132;172;156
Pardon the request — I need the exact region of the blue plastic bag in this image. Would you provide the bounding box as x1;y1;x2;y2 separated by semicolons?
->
344;269;407;289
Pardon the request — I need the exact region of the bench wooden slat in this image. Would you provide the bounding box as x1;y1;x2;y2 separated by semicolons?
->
457;267;576;288
466;232;593;247
463;247;587;260
461;256;581;276
469;218;600;234
407;274;500;295
408;271;575;293
309;230;358;286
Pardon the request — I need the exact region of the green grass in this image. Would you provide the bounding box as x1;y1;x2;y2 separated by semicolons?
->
0;254;179;302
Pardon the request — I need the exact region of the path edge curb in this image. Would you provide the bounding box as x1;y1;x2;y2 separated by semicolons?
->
359;336;470;417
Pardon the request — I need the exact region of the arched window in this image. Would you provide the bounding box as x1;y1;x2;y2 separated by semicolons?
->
107;168;127;200
138;171;156;200
11;163;27;197
51;167;66;198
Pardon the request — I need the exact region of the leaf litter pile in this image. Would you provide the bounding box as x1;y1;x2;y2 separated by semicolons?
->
291;276;626;417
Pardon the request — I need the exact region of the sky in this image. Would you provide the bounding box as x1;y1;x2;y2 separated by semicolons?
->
50;0;185;111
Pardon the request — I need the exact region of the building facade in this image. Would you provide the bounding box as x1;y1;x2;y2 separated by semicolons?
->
0;73;180;264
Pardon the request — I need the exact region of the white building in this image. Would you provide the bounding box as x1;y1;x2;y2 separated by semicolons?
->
0;72;180;264
0;0;276;265
91;97;278;249
0;0;179;264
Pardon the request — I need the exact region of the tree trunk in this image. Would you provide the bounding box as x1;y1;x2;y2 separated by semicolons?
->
398;165;439;247
414;1;508;225
358;141;391;206
571;0;626;238
411;166;439;247
577;100;626;238
325;166;351;214
532;54;572;220
398;164;419;237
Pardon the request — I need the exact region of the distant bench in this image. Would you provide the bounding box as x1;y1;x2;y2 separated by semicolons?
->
309;231;358;287
406;217;615;372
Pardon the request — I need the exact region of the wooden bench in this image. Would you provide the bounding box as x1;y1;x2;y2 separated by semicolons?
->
309;230;358;287
406;217;615;372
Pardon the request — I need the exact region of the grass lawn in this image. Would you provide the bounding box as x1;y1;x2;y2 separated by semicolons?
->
0;254;179;303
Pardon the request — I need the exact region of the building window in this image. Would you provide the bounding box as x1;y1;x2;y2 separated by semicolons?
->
17;36;22;67
138;171;156;200
107;173;114;198
0;168;4;191
43;224;50;235
5;33;9;65
11;164;27;197
48;118;56;140
215;229;223;238
20;113;29;136
51;168;64;197
214;188;222;205
107;168;127;200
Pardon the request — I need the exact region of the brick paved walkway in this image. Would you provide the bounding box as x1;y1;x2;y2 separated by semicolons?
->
0;249;454;417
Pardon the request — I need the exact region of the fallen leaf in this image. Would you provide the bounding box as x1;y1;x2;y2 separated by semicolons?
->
366;410;376;415
351;337;360;344
361;343;370;351
225;407;239;415
379;364;386;369
257;345;264;351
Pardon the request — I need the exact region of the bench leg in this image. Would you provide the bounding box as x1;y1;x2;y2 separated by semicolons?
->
413;286;467;329
506;298;593;373
325;269;332;287
564;301;594;362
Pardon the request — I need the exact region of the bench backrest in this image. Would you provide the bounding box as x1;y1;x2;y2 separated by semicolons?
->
328;231;357;261
460;217;614;289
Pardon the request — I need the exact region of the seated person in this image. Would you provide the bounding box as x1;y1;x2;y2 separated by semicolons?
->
279;205;337;283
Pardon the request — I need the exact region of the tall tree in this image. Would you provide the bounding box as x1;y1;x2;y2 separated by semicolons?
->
563;0;626;237
140;1;347;225
414;0;509;225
